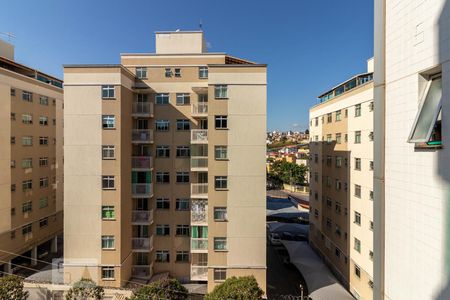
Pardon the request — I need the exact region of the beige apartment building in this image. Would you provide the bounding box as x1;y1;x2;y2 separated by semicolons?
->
309;59;374;299
63;31;267;293
0;40;64;275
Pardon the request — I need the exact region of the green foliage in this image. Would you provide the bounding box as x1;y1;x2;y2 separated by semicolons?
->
65;278;104;300
0;275;28;300
205;276;264;300
130;278;188;300
269;160;308;185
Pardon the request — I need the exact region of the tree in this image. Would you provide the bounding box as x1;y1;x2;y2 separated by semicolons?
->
0;275;28;300
65;278;104;300
269;161;308;185
205;276;264;300
130;278;188;300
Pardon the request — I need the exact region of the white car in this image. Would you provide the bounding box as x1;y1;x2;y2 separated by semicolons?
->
269;233;282;245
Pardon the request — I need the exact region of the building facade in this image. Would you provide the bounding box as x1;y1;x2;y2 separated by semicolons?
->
0;40;63;275
63;31;267;293
309;59;374;299
373;1;450;299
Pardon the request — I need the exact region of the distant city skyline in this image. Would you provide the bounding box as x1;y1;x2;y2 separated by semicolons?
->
0;0;373;131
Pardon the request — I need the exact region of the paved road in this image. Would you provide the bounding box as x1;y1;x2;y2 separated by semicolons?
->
266;242;308;299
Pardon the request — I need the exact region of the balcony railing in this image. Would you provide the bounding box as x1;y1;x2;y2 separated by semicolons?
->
191;200;207;224
132;236;153;251
191;265;208;281
132;156;153;170
132;102;153;117
191;156;208;171
191;130;208;144
132;129;153;143
132;183;153;197
192;103;208;117
132;265;152;279
191;183;208;198
132;209;153;224
191;238;208;252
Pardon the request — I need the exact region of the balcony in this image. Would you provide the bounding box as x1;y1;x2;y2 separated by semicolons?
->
132;183;153;198
191;200;207;225
132;129;153;144
132;156;153;170
132;265;152;279
132;102;153;117
192;103;208;117
191;156;208;172
191;265;208;281
191;183;208;199
132;236;153;251
191;238;208;253
191;129;208;144
132;209;154;224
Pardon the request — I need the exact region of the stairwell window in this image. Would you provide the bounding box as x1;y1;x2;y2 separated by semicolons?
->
214;85;228;99
101;236;115;249
199;67;208;79
408;75;442;148
155;93;170;105
215;116;228;129
176;93;190;105
101;85;115;99
102;115;115;129
215;176;228;190
102;176;115;189
136;67;147;79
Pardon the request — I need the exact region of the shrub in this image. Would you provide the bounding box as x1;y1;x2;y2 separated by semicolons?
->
0;275;28;300
205;276;264;300
130;278;188;300
65;278;104;300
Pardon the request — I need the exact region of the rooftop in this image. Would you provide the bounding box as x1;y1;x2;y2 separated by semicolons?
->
317;72;373;104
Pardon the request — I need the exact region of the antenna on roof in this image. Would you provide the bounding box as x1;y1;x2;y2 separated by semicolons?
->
199;19;203;30
0;32;16;42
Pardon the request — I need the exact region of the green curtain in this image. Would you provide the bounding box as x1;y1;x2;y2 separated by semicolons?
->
132;171;138;184
146;171;151;183
192;226;198;238
202;226;208;238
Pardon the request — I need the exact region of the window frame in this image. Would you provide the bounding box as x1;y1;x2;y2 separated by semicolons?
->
155;93;170;105
214;146;228;160
102;145;115;159
136;67;148;79
214;176;228;190
101;85;115;99
214;85;228;99
215;115;228;129
155;120;170;131
176;119;191;131
199;66;208;79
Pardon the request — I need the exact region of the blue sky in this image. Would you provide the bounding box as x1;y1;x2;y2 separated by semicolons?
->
1;0;373;131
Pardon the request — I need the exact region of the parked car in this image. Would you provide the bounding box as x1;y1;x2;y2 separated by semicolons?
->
269;233;282;245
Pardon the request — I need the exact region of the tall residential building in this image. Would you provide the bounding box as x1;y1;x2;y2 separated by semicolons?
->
0;40;64;275
309;59;374;299
63;31;267;293
374;1;450;299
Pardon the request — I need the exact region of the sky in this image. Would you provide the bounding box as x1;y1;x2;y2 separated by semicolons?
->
0;0;374;131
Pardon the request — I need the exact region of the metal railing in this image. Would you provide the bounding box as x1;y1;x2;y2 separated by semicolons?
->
132;265;152;278
191;238;208;251
132;237;152;250
190;265;208;281
132;156;153;169
132;183;152;196
132;129;153;143
191;130;208;143
132;102;153;116
191;183;208;198
192;103;208;116
190;156;208;170
132;209;153;223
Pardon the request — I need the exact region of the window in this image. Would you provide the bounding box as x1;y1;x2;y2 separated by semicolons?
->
39;136;49;145
155;120;170;131
136;67;147;79
11;184;16;192
314;209;319;218
336;133;342;144
101;266;115;279
102;236;115;249
102;176;115;189
345;134;348;143
52;119;56;126
102;206;115;220
215;176;228;190
369;101;374;111
214;85;228;99
11;88;15;96
22;91;32;102
355;158;361;170
22;114;33;124
22;158;32;169
354;131;361;144
155;93;170;105
314;154;318;163
102;115;115;129
176;225;190;236
326;134;332;143
370;221;374;231
176;172;189;183
327;113;332;123
369;131;374;141
326;156;332;166
354;238;361;253
39;197;48;208
40;177;49;188
176;146;190;158
11;160;15;168
336;156;342;167
176;119;190;131
214;207;227;221
156;225;170;236
408;76;442;146
156;250;170;262
165;68;172;78
176;93;190;105
335;247;341;258
39;217;48;228
156;198;170;209
335;224;341;236
370;191;374;200
156;172;170;183
215;146;228;160
40;96;49;105
199;66;208;79
214;237;227;251
156;146;170;158
354;211;361;225
101;85;115;99
39;116;48;126
335;202;342;214
174;68;181;77
102;145;115;159
39;157;48;167
11;113;15;121
215;116;228;129
336;110;342;121
326;176;332;187
214;268;226;281
176;199;190;211
369;161;374;171
22;224;32;235
326;218;332;228
22;180;32;191
355;184;361;198
326;197;332;207
355;104;361;117
314;173;318;182
176;251;189;262
22;201;32;213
